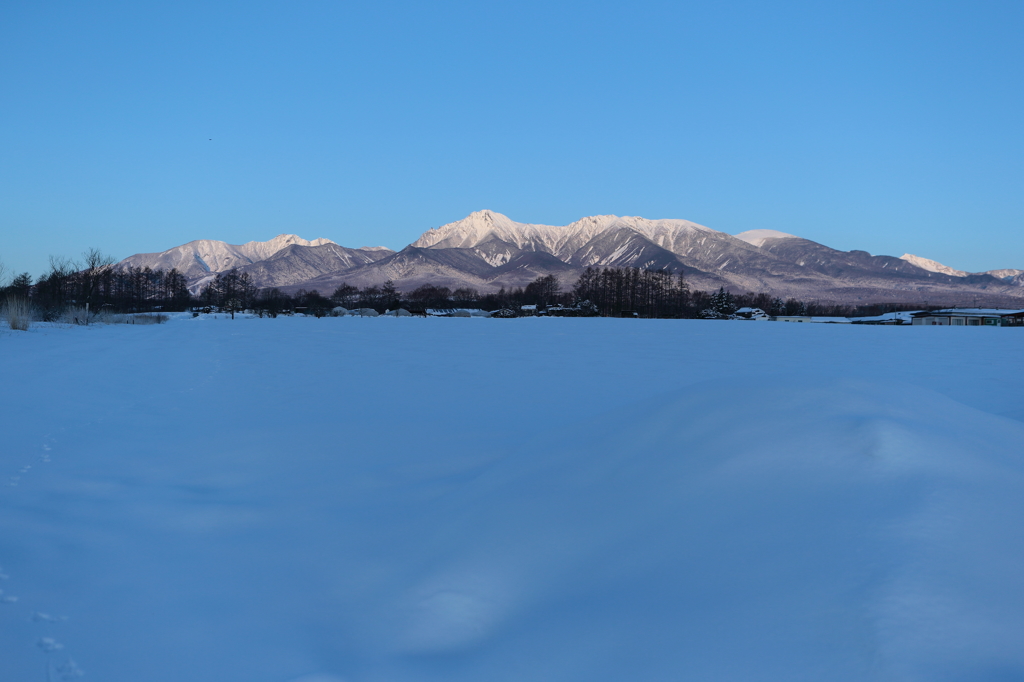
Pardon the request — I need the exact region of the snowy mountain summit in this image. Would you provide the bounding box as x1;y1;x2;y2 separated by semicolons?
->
412;209;716;260
898;253;1024;283
899;253;968;277
238;234;336;259
115;210;1024;305
120;234;337;279
734;229;800;247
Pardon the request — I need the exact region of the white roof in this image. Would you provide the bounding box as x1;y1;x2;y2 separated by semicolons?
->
917;308;1024;316
848;311;919;322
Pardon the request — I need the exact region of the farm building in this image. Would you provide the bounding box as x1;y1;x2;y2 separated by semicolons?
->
910;309;1024;326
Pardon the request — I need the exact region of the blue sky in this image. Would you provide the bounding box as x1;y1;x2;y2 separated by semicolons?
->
1;0;1021;277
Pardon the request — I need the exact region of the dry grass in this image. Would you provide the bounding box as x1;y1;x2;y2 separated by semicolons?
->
4;295;32;331
93;311;168;325
2;302;169;331
55;306;91;325
124;314;168;325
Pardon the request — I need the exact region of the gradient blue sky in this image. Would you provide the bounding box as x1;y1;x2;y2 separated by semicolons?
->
1;0;1021;277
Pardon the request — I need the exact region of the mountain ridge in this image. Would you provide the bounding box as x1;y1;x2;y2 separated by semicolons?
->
115;211;1024;305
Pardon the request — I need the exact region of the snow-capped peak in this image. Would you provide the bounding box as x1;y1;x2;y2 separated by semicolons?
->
119;233;339;282
734;229;799;248
412;210;521;249
411;210;718;258
900;254;967;277
238;234;336;261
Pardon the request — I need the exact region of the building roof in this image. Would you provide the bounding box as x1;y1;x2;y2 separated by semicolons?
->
911;308;1024;317
848;311;920;323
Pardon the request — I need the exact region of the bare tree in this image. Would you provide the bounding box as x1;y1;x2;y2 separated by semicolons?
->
214;269;242;319
525;274;560;307
330;283;358;308
238;271;258;312
80;248;115;322
452;287;479;305
32;256;78;318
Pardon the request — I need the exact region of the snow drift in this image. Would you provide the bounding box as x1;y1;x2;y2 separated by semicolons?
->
2;318;1023;682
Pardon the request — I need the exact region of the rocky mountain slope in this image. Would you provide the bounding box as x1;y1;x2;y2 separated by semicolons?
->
118;235;392;293
115;212;1024;305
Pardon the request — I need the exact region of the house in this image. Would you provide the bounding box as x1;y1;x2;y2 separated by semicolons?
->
771;315;851;323
910;309;1024;327
734;307;770;320
426;308;493;318
849;311;919;325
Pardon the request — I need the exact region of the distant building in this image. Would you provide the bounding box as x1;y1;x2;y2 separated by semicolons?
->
426;308;492;318
734;307;770;320
849;311;919;325
772;315;852;323
910;309;1024;327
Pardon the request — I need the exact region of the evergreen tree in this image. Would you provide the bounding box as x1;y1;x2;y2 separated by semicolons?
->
6;273;33;298
381;280;400;309
710;287;736;316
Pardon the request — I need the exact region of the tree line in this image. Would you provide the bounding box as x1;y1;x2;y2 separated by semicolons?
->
259;268;922;319
2;249;190;320
1;251;936;321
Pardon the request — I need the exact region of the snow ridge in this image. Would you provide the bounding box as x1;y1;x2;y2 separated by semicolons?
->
734;229;799;248
412;210;718;260
120;234;338;279
900;254;968;277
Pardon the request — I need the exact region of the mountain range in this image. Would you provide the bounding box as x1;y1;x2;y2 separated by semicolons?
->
117;211;1024;305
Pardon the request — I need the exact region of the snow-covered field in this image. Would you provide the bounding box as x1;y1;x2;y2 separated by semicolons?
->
2;316;1023;682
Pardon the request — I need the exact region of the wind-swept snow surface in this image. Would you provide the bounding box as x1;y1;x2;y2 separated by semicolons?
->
2;318;1023;682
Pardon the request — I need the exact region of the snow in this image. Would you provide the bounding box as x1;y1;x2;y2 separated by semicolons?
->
237;234;337;261
411;210;716;259
900;254;968;277
849;311;920;323
3;317;1024;681
922;308;1024;316
733;229;799;247
983;268;1024;280
808;316;851;323
122;234;339;293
